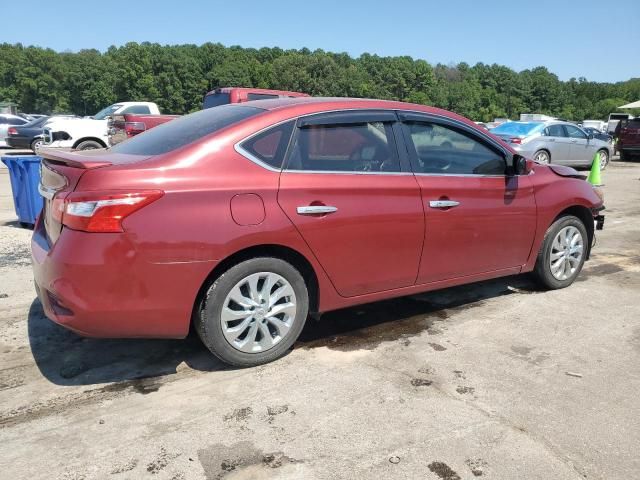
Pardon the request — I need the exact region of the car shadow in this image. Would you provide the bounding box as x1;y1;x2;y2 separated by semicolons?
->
27;300;228;387
28;274;544;386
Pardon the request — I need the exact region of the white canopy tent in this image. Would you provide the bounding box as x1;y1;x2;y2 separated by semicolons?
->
619;100;640;109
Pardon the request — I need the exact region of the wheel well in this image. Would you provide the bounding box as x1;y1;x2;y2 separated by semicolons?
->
72;137;107;149
535;148;550;158
553;205;594;259
190;244;320;330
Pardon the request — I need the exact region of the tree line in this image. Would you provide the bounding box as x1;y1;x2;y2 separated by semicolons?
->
1;42;638;122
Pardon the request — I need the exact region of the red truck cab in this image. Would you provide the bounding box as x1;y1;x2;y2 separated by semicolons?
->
203;87;309;109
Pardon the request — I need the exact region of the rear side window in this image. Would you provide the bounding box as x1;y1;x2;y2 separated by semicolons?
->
405;122;506;175
286;122;401;173
7;116;27;125
239;121;295;169
545;124;566;137
110;105;263;156
247;93;280;101
121;105;151;114
203;92;231;109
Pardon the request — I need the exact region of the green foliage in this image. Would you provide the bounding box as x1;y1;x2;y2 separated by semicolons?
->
0;42;637;121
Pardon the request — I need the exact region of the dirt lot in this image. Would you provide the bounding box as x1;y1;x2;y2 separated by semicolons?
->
0;152;639;480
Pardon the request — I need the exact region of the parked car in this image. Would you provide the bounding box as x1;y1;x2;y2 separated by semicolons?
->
203;87;309;109
107;113;180;146
581;120;606;132
0;114;29;147
618;118;640;161
582;127;613;144
5;116;50;151
490;120;613;169
607;113;633;135
42;102;162;151
33;98;605;367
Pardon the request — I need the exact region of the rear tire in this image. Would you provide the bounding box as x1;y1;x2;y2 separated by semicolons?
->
30;138;43;153
532;215;588;289
597;149;609;170
534;150;550;164
196;257;309;367
75;140;103;150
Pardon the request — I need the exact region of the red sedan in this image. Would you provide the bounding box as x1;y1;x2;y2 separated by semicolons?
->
32;98;605;366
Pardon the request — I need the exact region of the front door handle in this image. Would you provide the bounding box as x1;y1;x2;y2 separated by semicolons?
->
429;200;460;209
296;205;338;215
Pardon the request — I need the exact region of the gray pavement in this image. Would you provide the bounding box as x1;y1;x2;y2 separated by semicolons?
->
0;151;639;479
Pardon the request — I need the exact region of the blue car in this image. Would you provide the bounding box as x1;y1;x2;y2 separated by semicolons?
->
5;116;49;151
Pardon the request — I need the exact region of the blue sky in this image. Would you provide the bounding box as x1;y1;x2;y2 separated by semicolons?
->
3;0;638;82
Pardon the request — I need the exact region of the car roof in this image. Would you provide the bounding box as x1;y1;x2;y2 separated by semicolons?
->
239;96;482;129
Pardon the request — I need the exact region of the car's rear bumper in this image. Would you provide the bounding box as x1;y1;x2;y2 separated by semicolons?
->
31;216;217;339
5;137;30;149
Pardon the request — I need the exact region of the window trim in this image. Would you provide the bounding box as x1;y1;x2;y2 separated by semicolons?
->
399;113;510;178
234;108;515;176
283;110;406;174
234;118;297;172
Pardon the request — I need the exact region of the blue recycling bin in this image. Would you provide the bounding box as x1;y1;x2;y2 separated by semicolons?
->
1;155;43;227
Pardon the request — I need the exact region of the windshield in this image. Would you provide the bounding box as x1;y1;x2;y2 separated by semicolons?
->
110;104;264;156
491;121;544;137
203;92;231;109
94;104;123;120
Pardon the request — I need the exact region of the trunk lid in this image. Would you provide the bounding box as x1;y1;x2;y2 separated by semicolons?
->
38;148;149;244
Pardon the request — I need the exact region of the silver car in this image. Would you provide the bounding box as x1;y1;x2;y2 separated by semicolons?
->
0;114;29;147
490;120;612;169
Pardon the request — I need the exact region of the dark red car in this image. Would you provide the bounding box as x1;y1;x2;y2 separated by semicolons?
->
33;98;605;366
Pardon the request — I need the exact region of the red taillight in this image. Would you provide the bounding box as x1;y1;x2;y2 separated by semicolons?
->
7;127;18;135
510;137;522;144
58;190;163;233
124;122;146;137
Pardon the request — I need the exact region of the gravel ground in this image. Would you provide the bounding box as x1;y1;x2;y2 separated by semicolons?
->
0;152;639;480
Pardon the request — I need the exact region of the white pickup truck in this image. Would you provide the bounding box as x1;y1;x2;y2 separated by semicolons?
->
41;102;161;151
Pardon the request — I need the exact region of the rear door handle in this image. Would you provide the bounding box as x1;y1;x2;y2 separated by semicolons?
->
429;200;460;209
296;205;338;215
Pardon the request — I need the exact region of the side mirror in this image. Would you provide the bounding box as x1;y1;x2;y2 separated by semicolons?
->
512;154;531;175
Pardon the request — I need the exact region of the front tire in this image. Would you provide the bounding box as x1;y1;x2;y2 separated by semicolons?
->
196;257;309;367
533;215;587;289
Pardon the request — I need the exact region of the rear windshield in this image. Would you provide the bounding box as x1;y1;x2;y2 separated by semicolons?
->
491;121;544;137
110;105;263;156
203;92;231;109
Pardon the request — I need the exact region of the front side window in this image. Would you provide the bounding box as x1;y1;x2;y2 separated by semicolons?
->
405;122;506;175
239;121;294;169
94;104;122;120
565;125;587;139
286;122;400;173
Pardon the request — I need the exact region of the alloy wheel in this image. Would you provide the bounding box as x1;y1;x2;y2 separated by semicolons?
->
598;150;608;169
220;272;297;353
549;226;584;280
535;151;549;164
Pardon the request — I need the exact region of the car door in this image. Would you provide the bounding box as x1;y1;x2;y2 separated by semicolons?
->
399;113;537;284
277;111;425;297
543;124;572;164
565;124;597;166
